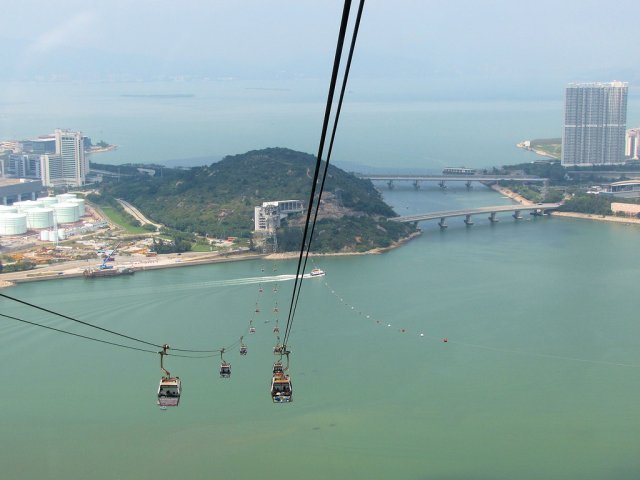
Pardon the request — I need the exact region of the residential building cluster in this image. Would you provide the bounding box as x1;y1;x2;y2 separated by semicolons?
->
0;129;90;187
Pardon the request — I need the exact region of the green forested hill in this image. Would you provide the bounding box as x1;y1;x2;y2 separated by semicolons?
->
96;148;415;252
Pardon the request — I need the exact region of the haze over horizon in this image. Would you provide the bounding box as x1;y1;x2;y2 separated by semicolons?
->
2;0;639;100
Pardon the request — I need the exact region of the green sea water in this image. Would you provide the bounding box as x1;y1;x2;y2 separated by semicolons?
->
2;185;640;479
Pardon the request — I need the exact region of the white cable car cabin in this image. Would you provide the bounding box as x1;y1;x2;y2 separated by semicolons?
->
157;376;181;407
271;373;292;403
249;326;256;334
240;345;248;355
220;362;231;378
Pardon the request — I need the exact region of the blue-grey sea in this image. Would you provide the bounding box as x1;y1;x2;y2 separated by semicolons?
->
2;79;638;169
1;81;640;479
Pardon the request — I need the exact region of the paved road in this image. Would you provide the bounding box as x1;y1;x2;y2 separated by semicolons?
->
116;199;163;228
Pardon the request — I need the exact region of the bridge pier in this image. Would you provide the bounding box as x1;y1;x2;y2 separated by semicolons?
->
413;180;420;190
387;180;394;190
438;217;448;229
466;181;473;189
438;181;447;189
464;214;474;226
512;211;523;220
488;212;499;223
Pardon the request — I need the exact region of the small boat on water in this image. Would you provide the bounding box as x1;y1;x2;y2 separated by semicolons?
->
309;268;325;277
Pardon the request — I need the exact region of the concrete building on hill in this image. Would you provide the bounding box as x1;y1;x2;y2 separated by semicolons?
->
561;81;628;167
254;200;304;232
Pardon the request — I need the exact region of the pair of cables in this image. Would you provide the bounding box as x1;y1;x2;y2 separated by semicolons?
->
0;292;225;358
282;0;366;351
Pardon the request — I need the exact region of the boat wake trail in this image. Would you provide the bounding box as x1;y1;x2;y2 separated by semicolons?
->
174;274;297;291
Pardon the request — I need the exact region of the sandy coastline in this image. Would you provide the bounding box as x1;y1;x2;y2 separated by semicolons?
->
86;145;118;154
265;231;422;260
490;184;535;205
550;210;640;225
516;142;560;160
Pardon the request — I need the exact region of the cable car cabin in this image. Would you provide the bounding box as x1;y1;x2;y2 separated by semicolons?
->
220;362;231;378
240;345;248;355
157;376;181;407
273;345;284;355
271;373;292;403
249;326;256;334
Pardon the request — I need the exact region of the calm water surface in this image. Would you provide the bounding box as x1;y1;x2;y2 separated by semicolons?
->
2;185;640;479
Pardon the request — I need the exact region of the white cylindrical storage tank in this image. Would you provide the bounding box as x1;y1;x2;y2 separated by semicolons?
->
14;200;44;212
56;193;77;202
0;205;18;214
68;198;85;216
40;197;59;207
26;208;55;229
53;203;80;224
40;230;50;241
0;213;28;235
57;229;66;240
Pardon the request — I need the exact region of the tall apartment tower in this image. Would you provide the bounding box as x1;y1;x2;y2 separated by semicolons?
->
561;81;628;166
40;129;88;187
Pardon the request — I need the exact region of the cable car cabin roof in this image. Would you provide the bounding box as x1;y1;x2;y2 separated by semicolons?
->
159;376;181;387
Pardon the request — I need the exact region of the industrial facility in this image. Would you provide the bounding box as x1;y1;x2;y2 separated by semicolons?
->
0;192;86;238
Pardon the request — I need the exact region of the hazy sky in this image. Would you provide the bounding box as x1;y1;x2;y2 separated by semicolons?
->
2;0;638;99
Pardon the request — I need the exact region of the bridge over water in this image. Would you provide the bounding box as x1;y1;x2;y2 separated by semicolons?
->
390;203;561;229
358;173;548;189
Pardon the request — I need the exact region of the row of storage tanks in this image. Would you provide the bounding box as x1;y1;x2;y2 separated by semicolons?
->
0;193;86;236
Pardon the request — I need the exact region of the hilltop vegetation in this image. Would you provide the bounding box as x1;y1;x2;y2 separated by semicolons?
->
95;148;415;252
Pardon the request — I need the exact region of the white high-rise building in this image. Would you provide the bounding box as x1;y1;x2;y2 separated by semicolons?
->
625;128;640;160
40;129;88;187
561;81;628;166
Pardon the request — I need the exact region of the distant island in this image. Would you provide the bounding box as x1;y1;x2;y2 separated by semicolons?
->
120;94;195;99
91;148;417;253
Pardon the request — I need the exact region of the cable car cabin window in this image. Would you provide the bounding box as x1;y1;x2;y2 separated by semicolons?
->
159;386;179;396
